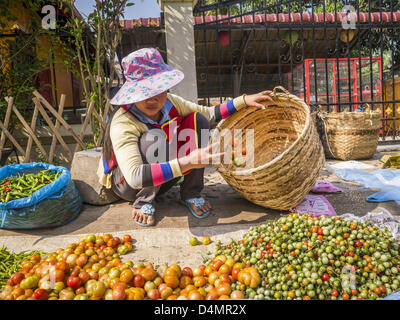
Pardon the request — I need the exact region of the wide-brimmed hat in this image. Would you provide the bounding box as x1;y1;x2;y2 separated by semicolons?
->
110;48;184;105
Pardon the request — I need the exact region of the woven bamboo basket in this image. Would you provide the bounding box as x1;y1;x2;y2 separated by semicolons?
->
211;86;325;211
316;107;381;161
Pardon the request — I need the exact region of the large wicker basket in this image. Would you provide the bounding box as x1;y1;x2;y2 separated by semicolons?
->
211;87;325;211
316;107;381;160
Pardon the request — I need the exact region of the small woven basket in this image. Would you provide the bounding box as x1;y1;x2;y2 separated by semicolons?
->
316;107;381;161
211;86;325;211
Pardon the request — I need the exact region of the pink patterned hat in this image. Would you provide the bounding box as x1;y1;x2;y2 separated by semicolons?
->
110;48;184;105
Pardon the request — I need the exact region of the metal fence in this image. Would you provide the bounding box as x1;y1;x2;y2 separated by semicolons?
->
193;0;400;142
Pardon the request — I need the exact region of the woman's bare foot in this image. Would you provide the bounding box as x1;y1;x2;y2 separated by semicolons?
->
189;199;212;217
132;208;154;226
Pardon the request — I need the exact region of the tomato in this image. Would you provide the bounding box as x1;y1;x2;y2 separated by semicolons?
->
123;235;132;243
21;260;33;270
107;239;117;248
188;290;203;300
30;254;41;264
189;237;198;246
181;267;193;278
144;281;156;292
192;267;204;277
201;237;211;245
50;269;65;282
133;275;145;288
117;245;129;255
193;276;206;287
19;275;39;290
379;285;386;294
317;228;324;235
140;267;157;281
342;293;350;300
148;289;160;300
351;289;358;296
355;240;362;247
208;272;220;285
92;282;106;298
85;234;96;243
231;268;241;281
179;276;192;289
321;273;330;281
67;276;82;289
32;288;48;300
10;272;25;285
126;288;145;300
120;269;134;283
206;292;218;300
230;290;244;300
216;282;231;296
204;265;213;276
210;260;224;272
160;287;173;299
219;264;231;275
219;274;231;284
78;270;90;283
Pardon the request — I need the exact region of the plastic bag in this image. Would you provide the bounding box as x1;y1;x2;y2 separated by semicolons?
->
0;163;82;229
293;194;337;217
311;180;342;193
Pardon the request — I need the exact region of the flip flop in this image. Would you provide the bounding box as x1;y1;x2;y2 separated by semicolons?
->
133;203;155;227
179;197;211;219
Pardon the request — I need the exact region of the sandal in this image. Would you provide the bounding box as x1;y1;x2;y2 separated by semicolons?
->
179;197;211;219
133;203;155;227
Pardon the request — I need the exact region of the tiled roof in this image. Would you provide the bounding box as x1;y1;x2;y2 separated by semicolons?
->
121;12;400;28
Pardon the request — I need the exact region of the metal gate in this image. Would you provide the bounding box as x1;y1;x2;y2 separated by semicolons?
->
193;0;400;142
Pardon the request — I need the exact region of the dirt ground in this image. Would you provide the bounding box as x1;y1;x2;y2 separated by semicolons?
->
0;148;399;268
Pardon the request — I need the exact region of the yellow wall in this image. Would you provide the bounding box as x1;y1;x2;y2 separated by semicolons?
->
0;2;82;108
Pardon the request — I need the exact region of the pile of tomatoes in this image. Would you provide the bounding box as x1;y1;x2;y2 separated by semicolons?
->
0;233;259;300
211;213;400;300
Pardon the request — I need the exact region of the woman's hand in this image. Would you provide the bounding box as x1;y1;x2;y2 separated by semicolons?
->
243;90;274;109
178;142;224;172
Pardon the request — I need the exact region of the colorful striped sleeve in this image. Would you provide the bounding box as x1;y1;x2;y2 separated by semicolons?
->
213;97;244;122
168;93;247;123
125;158;182;189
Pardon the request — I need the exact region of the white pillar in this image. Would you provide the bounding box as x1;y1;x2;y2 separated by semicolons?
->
158;0;198;102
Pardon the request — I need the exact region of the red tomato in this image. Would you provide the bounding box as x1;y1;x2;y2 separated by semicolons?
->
67;275;82;289
10;272;25;285
355;241;362;247
321;273;330;281
232;268;240;280
317;228;324;235
114;237;121;246
133;275;145;288
32;289;48;300
181;267;193;278
331;289;338;297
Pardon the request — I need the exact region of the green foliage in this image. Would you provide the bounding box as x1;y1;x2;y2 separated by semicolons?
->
0;0;56;123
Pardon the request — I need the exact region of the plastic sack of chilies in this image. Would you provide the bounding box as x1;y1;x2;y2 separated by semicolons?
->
0;163;82;229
